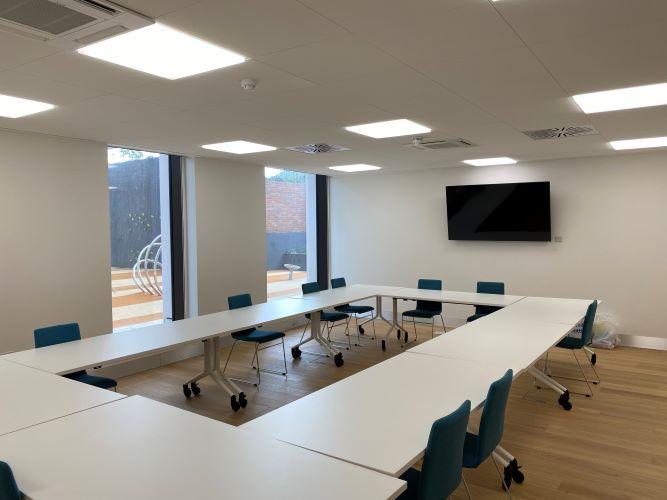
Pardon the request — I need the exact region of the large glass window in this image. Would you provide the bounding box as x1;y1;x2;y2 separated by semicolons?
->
108;147;173;331
265;168;317;299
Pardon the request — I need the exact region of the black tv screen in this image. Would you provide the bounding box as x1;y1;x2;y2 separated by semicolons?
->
446;182;551;241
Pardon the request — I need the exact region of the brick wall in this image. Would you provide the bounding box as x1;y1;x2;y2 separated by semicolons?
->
265;179;306;233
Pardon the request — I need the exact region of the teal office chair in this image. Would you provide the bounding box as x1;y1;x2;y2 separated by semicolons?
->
398;400;472;500
33;323;117;391
223;293;287;387
0;461;21;500
331;277;376;345
547;301;599;396
467;281;505;322
463;369;515;498
402;279;446;342
298;282;350;350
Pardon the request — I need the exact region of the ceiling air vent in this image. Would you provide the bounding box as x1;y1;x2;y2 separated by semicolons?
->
284;143;350;154
0;0;151;49
522;125;598;140
407;137;476;151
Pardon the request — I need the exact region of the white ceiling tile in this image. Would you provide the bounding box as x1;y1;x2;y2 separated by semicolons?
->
158;0;347;57
0;30;61;71
0;70;103;105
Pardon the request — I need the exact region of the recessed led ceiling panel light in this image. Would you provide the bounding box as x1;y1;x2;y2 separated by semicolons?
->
0;94;54;118
202;141;277;154
572;82;667;114
463;157;517;166
344;119;431;138
328;164;382;172
78;24;246;80
609;136;667;150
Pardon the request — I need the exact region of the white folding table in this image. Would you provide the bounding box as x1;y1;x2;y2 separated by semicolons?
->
0;396;406;500
242;353;508;477
1;297;354;411
376;287;526;351
0;359;124;437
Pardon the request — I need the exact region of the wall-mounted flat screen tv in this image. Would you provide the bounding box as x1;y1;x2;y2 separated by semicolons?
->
446;181;551;241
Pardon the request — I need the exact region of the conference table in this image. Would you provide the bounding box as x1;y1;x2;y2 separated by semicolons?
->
0;395;406;500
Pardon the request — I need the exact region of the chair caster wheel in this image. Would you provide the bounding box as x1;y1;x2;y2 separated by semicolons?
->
190;382;201;396
558;390;572;411
509;459;524;483
358;325;365;335
502;467;513;490
334;353;344;367
182;384;192;398
591;353;597;365
231;395;241;412
291;346;301;359
239;392;248;408
381;340;386;351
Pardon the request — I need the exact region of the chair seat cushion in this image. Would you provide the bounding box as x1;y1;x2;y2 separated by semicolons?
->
68;372;117;390
334;304;374;314
403;309;438;319
306;311;349;322
232;328;256;340
556;336;584;350
467;313;486;323
462;432;481;468
237;329;284;344
397;467;420;499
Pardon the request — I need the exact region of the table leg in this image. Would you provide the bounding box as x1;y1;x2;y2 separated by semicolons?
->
495;446;525;488
182;337;247;412
528;365;572;410
291;311;344;367
380;297;406;351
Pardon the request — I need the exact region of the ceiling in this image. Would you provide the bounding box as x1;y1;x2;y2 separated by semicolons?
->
1;0;667;174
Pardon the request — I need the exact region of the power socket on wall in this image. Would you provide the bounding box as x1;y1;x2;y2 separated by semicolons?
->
554;236;563;243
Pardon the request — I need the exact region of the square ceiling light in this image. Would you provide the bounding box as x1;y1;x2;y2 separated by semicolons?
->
202;141;276;154
344;119;431;138
78;24;246;79
572;82;667;113
609;136;667;150
329;164;382;172
0;94;54;118
463;157;517;166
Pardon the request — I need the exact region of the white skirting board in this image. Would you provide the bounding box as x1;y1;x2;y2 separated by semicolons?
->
619;334;667;350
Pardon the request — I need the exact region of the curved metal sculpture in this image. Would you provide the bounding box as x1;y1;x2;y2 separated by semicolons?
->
132;234;163;296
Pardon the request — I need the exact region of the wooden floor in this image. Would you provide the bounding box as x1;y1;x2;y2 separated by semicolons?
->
118;322;667;499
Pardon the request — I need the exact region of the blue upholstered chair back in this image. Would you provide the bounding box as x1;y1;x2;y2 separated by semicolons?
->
416;278;442;314
302;282;320;294
34;323;81;348
475;281;505;315
331;277;346;289
474;369;513;465
580;301;598;346
228;293;252;310
0;461;21;500
419;400;471;500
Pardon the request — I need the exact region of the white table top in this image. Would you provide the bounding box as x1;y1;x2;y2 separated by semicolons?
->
290;284;404;306
242;353;508;477
407;314;579;374
0;359;124;436
0;297;333;375
384;288;525;307
490;296;593;324
0;396;405;500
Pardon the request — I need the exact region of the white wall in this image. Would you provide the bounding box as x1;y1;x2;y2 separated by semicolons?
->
190;156;267;316
0;129;112;353
330;151;667;340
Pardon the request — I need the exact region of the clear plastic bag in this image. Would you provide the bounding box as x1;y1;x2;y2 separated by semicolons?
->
591;312;620;349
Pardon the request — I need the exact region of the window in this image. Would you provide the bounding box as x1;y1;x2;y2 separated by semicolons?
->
265;168;317;299
108;147;176;331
